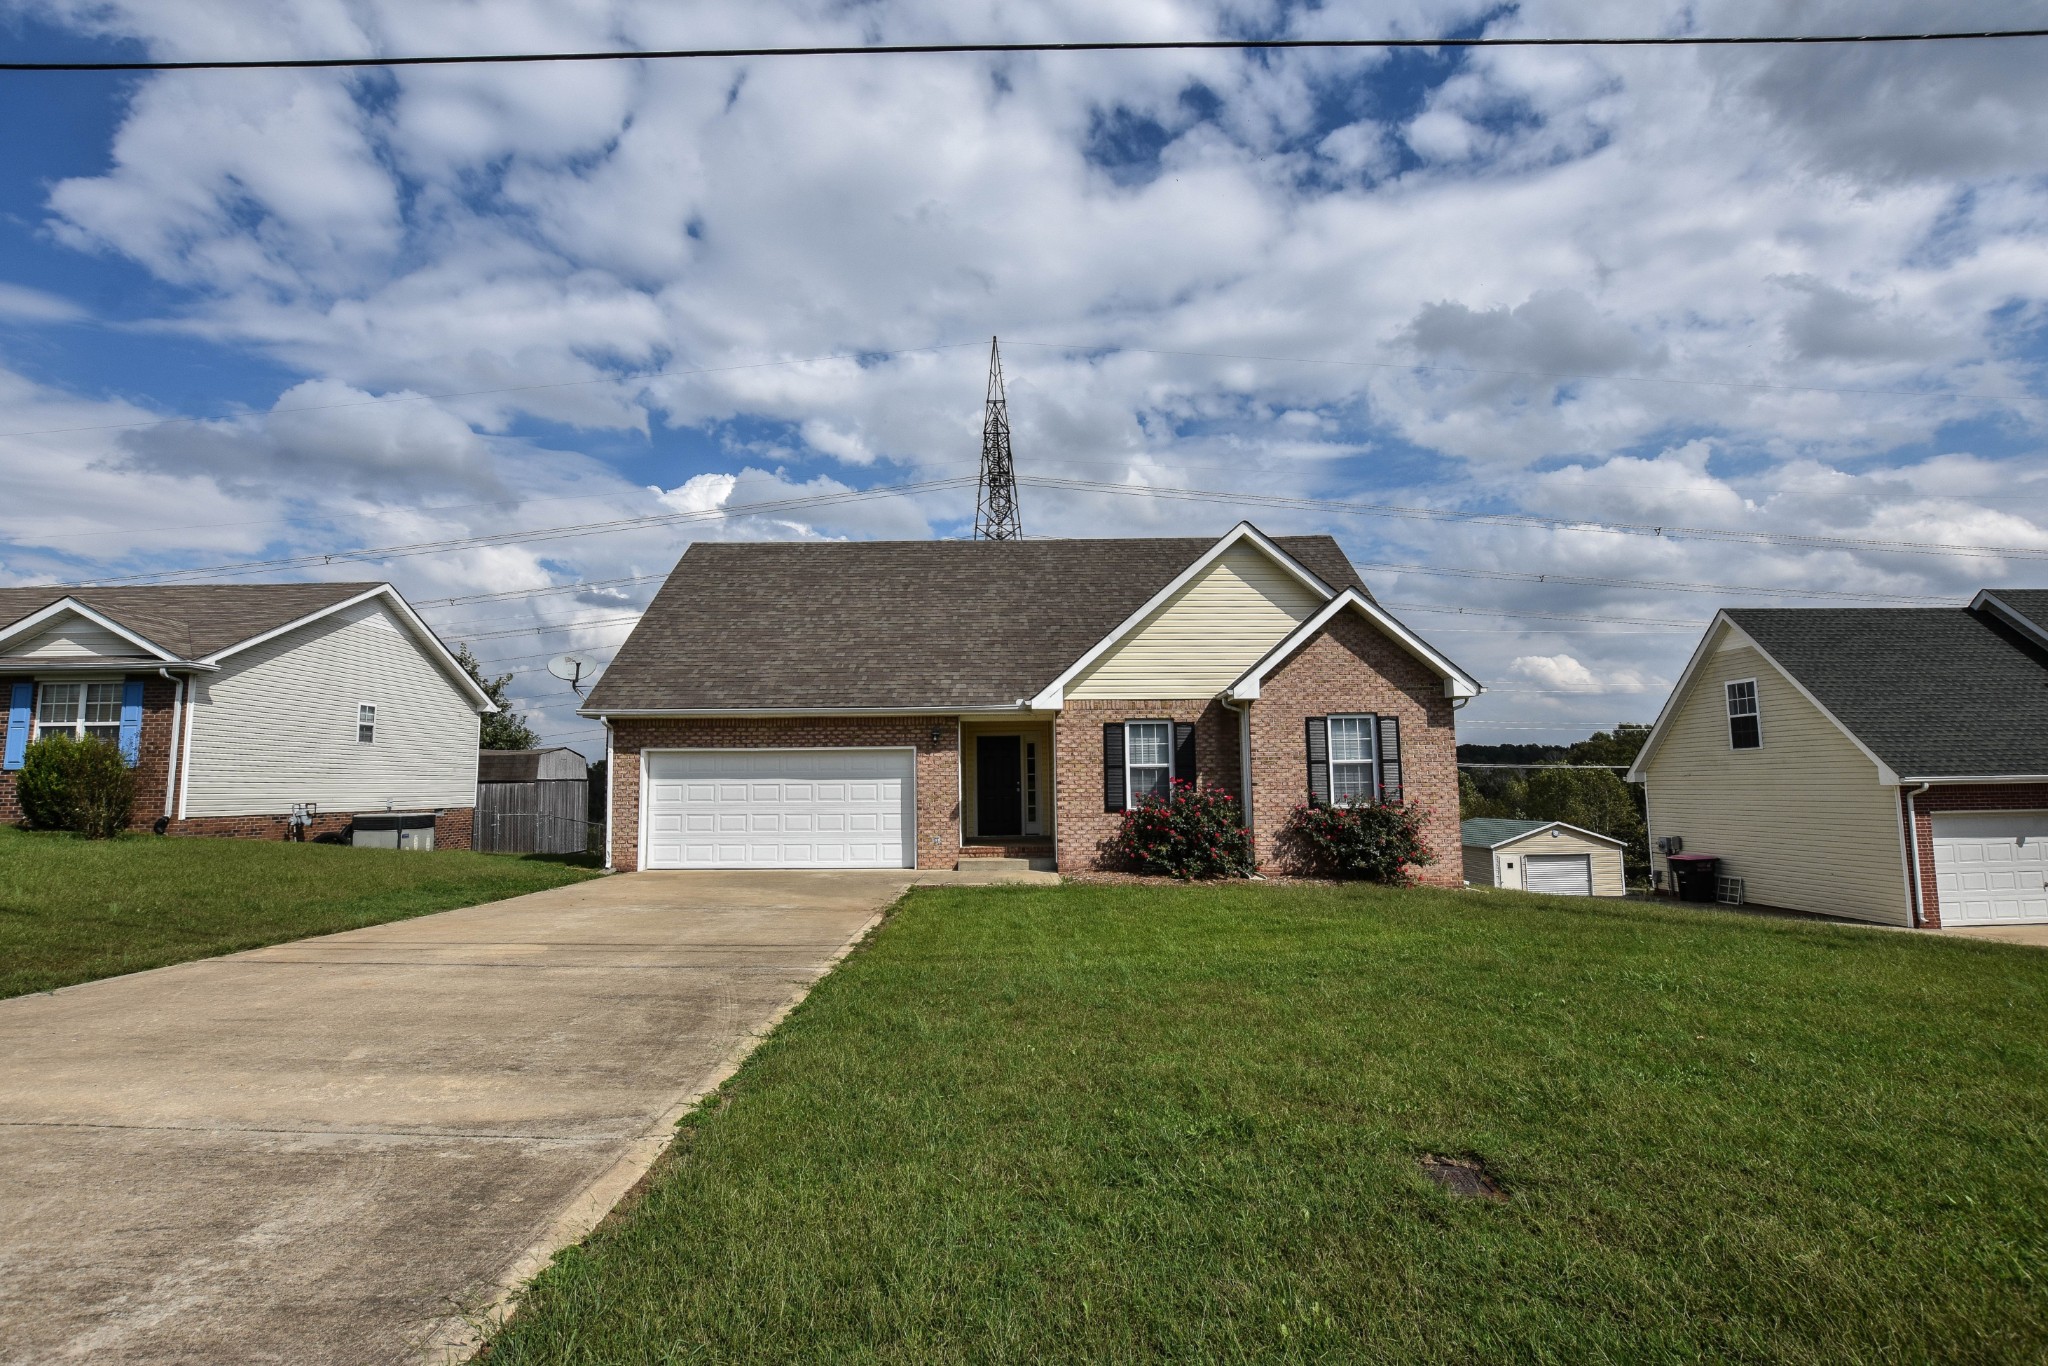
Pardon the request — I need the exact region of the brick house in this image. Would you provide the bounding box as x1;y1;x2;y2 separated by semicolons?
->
1629;590;2048;928
581;524;1481;877
0;583;494;845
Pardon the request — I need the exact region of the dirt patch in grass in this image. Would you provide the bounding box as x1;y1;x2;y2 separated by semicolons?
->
1419;1153;1508;1202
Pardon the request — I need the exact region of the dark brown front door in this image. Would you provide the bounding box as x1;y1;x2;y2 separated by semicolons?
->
976;735;1022;838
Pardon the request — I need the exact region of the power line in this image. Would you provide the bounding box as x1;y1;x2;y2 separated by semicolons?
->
1006;340;2031;407
1018;474;2048;563
6;29;2044;72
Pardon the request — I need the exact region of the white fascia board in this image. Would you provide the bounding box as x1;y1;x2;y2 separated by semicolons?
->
1972;591;2048;653
1225;588;1482;701
1627;613;1900;785
1027;522;1337;710
0;596;181;661
1484;820;1629;850
205;584;499;713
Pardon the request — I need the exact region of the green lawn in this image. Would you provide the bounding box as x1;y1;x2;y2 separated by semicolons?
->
487;882;2048;1365
0;825;597;998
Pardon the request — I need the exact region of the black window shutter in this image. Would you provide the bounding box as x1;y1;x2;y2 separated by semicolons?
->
1103;722;1126;812
1377;715;1403;804
1305;716;1330;806
1173;721;1197;788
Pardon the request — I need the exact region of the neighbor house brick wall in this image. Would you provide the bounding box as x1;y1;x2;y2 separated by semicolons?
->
606;715;960;871
161;807;475;848
1902;783;2048;929
1052;698;1242;873
1246;611;1461;885
0;673;181;828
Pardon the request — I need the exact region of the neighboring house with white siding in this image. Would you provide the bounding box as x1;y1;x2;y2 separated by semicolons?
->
1628;592;2048;928
0;582;494;845
580;523;1482;875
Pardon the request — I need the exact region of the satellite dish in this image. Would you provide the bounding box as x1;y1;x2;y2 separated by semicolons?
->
547;653;593;696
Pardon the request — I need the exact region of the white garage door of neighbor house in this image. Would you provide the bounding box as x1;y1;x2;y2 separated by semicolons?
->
1932;811;2048;926
643;748;915;870
1523;853;1593;897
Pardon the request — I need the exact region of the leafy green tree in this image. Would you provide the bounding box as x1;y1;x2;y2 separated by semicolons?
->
454;643;542;751
1520;767;1649;885
1566;724;1652;769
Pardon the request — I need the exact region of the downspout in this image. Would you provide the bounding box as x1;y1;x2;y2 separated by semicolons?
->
1904;781;1932;928
602;717;615;872
158;668;183;820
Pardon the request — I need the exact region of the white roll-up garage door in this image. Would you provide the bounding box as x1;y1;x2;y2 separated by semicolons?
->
1523;853;1593;896
1933;812;2048;926
642;748;915;870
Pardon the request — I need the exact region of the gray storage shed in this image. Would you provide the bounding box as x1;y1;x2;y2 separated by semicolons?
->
1462;818;1628;897
476;748;591;854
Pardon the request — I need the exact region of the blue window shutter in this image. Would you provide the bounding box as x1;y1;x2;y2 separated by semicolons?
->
119;677;145;766
4;681;30;770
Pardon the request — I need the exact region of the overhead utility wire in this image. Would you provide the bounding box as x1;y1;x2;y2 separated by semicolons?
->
6;29;2044;71
1017;474;2048;562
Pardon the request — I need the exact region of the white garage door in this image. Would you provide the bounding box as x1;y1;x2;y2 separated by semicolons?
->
1933;811;2048;926
1523;854;1593;896
643;748;914;870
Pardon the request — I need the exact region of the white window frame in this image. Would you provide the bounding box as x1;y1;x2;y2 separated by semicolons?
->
1327;714;1377;806
1124;719;1174;807
357;703;377;744
1725;679;1761;750
34;680;123;746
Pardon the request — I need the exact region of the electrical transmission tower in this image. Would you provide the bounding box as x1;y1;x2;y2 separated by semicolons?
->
974;336;1023;540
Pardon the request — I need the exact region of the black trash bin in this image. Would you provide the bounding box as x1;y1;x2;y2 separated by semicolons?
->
1666;853;1720;902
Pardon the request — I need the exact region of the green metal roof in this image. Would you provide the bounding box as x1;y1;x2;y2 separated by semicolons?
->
1460;817;1626;849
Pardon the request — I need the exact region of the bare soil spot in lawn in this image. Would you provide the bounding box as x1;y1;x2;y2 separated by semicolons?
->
1419;1153;1507;1202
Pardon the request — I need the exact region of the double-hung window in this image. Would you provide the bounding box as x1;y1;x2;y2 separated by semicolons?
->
358;705;377;744
1328;715;1377;805
35;681;123;746
1125;720;1172;805
1725;680;1761;749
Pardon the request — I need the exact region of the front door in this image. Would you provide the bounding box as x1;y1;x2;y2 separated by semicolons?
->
976;735;1023;837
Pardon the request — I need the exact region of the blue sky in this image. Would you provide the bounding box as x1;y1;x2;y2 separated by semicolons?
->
1;0;2046;756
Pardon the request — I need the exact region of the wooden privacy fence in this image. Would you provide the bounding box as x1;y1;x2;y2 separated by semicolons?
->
476;779;595;854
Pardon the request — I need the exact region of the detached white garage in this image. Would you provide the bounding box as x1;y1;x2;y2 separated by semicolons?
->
1461;818;1629;897
642;748;915;870
1931;812;2048;926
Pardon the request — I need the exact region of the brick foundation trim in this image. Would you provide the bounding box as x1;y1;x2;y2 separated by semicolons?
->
1903;782;2048;929
606;715;961;872
163;807;477;849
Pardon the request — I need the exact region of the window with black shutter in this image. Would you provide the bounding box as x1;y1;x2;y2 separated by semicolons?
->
1305;716;1330;806
1376;715;1403;803
1172;721;1197;788
1102;722;1126;812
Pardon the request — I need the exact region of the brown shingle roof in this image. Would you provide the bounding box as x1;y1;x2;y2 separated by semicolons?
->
585;533;1365;712
0;583;383;658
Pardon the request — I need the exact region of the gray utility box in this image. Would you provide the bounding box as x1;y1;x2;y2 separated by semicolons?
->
350;812;437;850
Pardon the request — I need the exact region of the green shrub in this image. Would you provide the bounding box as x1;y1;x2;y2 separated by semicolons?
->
16;735;135;839
1104;779;1254;880
1279;800;1436;884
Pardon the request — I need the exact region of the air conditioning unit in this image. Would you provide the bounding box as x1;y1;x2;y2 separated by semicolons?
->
1716;875;1745;906
1656;835;1683;855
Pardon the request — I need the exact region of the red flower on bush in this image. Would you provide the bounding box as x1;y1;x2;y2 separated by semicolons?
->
1104;779;1254;880
1277;800;1436;884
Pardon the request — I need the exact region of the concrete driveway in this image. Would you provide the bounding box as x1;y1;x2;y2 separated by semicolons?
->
0;869;925;1364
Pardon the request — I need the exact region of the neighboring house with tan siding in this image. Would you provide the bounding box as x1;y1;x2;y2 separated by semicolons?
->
1460;818;1627;897
581;523;1481;875
0;583;494;845
1628;591;2048;928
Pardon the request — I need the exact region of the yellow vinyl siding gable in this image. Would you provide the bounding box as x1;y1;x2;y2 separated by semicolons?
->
1066;543;1324;700
12;614;138;659
1643;626;1908;925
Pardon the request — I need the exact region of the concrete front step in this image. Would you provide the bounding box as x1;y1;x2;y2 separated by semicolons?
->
952;855;1058;872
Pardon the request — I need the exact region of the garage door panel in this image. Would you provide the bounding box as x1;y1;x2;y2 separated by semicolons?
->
1524;854;1593;896
1933;811;2048;925
644;748;915;869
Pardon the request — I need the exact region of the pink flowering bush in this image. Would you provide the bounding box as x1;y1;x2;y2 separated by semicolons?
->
1104;779;1254;880
1278;801;1435;884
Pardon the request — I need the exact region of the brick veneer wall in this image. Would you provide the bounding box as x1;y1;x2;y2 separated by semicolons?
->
1246;611;1461;885
1053;698;1244;873
0;673;181;827
607;715;961;871
1901;782;2048;929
